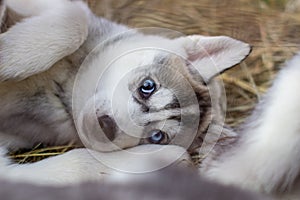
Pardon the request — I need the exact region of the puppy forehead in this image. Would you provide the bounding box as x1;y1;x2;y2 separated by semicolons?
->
127;50;178;69
131;52;186;75
110;34;186;69
110;50;163;81
124;53;169;84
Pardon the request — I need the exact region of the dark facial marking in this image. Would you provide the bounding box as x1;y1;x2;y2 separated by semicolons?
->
132;96;150;113
168;115;181;122
53;80;72;116
98;115;116;141
153;55;169;65
164;97;180;110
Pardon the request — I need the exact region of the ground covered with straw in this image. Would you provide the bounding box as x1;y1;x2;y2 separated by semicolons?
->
10;0;300;163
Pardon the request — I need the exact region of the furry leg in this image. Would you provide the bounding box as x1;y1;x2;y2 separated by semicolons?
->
205;53;300;193
0;0;89;81
6;0;80;17
0;145;191;185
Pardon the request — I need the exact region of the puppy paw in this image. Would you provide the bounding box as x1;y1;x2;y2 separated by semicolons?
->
0;0;89;81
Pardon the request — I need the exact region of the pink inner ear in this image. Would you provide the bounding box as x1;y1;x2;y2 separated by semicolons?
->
188;52;206;62
187;44;226;62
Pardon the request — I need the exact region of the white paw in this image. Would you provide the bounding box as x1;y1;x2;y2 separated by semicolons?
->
0;0;89;81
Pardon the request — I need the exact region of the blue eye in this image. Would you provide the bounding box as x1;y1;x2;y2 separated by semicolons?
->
139;79;156;98
148;130;168;144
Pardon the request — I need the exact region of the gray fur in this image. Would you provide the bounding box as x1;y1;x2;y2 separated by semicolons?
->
0;168;269;200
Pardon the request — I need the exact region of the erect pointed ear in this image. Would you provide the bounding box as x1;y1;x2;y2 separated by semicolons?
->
175;35;251;82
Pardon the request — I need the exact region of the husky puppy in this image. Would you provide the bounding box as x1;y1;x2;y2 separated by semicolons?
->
0;0;250;188
0;0;251;184
1;0;299;199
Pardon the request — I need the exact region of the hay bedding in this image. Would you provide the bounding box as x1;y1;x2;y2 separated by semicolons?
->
9;0;300;163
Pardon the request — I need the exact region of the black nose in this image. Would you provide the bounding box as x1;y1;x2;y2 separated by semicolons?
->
98;115;116;141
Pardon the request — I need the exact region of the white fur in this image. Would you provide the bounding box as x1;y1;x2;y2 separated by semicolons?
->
7;0;78;17
0;145;191;185
204;54;300;197
0;0;89;81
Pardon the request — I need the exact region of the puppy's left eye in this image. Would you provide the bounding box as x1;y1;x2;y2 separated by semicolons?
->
139;78;156;99
148;130;169;144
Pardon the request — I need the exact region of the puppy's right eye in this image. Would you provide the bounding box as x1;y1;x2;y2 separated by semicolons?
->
148;130;169;145
139;78;156;99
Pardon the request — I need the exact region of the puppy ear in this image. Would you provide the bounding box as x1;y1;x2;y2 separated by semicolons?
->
176;35;251;82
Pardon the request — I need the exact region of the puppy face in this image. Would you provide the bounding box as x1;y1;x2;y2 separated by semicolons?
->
74;33;251;152
108;54;209;150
